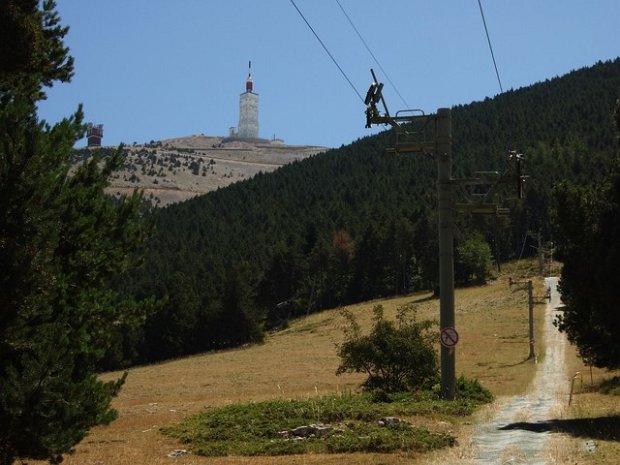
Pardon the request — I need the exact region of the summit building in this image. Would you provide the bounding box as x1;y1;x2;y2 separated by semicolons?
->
235;61;259;139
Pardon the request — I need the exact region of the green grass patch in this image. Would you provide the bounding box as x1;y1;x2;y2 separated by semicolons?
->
163;387;491;457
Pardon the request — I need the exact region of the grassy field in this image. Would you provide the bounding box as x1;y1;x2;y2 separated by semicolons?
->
545;342;620;464
32;260;619;465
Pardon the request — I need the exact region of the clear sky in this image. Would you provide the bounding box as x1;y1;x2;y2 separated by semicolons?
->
38;1;620;149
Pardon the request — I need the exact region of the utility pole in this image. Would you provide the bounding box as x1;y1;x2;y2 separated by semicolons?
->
510;278;540;360
436;108;456;399
362;78;467;401
363;71;523;401
537;232;544;276
527;280;536;360
365;96;457;399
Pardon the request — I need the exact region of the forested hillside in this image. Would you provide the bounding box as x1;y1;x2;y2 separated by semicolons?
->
106;58;620;369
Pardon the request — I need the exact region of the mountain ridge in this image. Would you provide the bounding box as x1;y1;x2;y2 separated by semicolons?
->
79;134;327;206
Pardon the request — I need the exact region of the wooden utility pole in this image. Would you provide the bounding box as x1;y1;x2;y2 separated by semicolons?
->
437;108;456;400
537;232;544;276
527;280;536;360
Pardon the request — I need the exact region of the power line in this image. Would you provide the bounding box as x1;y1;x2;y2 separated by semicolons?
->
477;0;503;93
335;0;409;109
290;0;364;103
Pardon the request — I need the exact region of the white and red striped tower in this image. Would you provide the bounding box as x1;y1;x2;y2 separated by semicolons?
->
238;61;259;139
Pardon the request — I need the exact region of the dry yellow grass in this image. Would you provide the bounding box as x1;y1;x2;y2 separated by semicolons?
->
542;341;620;465
33;260;616;465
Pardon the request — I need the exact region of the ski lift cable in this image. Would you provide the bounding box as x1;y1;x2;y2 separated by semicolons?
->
290;0;365;103
477;0;503;93
335;0;409;109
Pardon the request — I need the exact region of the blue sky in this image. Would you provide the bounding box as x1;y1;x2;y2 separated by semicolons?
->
38;1;620;148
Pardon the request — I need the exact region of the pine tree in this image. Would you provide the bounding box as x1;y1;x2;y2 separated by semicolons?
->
552;102;620;369
553;174;620;369
0;2;150;463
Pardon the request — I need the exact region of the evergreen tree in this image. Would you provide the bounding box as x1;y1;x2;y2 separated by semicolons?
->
614;98;620;133
0;0;74;98
553;105;620;369
455;233;493;285
0;2;149;463
553;174;620;369
257;245;305;328
217;261;263;348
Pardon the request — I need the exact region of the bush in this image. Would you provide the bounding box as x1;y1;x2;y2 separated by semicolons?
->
600;376;620;396
336;304;438;393
455;375;494;403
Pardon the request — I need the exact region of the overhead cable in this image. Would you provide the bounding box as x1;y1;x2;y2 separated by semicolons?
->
477;0;503;93
336;0;409;109
290;0;364;103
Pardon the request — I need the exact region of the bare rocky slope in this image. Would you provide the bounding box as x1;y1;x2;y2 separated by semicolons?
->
103;134;327;206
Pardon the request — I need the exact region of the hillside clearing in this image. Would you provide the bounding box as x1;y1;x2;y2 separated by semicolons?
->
31;261;618;465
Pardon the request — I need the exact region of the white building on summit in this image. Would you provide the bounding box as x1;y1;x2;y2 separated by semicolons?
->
237;61;259;139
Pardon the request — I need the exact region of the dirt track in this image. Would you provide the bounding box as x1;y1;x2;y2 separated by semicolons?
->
464;277;567;464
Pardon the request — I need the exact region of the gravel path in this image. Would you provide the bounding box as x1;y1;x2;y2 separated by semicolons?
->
467;277;567;464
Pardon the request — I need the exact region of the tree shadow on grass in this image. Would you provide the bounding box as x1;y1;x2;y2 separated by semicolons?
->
498;358;534;368
408;293;437;304
499;416;620;441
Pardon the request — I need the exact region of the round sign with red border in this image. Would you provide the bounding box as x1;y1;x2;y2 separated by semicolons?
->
440;327;459;348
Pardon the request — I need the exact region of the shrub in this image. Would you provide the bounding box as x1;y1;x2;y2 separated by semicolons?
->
600;376;620;395
336;304;438;393
455;375;493;403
